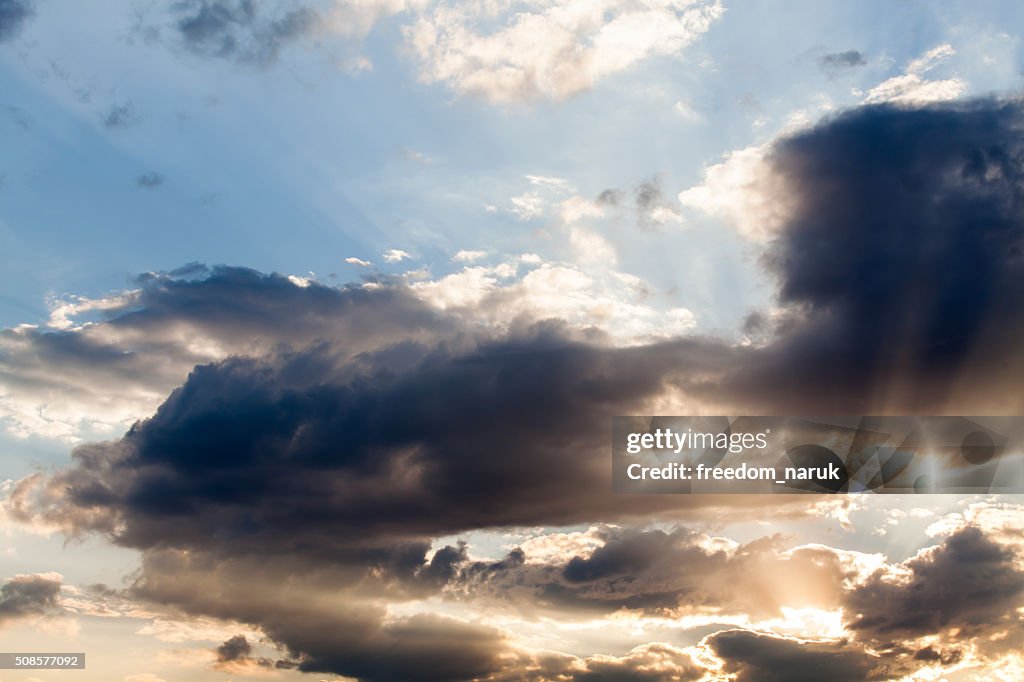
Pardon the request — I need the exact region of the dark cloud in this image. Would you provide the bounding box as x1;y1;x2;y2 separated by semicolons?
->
595;188;622;206
633;179;663;212
0;574;63;625
136;172;165;189
591;180;682;228
139;558;510;682
172;0;319;66
845;526;1024;643
213;634;279;670
912;645;962;665
0;266;454;439
457;528;845;617
102;102;141;129
728;98;1024;413
708;630;884;682
13;327;755;551
818;50;866;76
0;0;33;42
123;544;513;681
633;178;674;229
216;634;254;662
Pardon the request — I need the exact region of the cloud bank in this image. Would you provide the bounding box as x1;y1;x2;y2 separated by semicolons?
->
5;95;1024;679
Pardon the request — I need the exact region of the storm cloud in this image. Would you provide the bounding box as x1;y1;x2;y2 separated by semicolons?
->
729;98;1024;413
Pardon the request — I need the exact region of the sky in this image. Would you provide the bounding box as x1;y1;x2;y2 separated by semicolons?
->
2;1;1024;681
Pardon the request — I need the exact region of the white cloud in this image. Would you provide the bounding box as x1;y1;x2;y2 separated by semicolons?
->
509;192;547;220
673;99;700;121
863;73;967;105
906;43;956;75
411;265;509;309
383;248;412;262
452;250;487;262
512;525;607;563
647;204;682;225
559;195;606;224
412;259;696;343
678;142;794;241
345;257;373;267
526;174;570;187
47;292;140;331
569;226;617;265
405;0;724;102
864;43;966;105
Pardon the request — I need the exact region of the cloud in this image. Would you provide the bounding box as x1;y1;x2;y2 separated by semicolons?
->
864;44;965;105
212;634;280;672
568;227;617;265
863;73;966;105
133;559;512;682
170;0;319;66
677;97;1024;412
103;102;142;129
6;328;748;551
634;178;682;229
162;0;422;68
844;526;1024;646
559;196;606;224
678;141;791;241
136;172;165;189
526;174;570;188
216;634;255;662
405;0;724;102
0;0;32;42
739;98;1024;413
0;266;447;439
564;643;703;681
383;248;411;262
410;261;697;341
707;630;885;682
452;250;486;263
564;179;681;231
510;192;547;220
818;50;866;77
345;256;373;267
0;573;63;627
906;44;957;76
456;527;851;619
